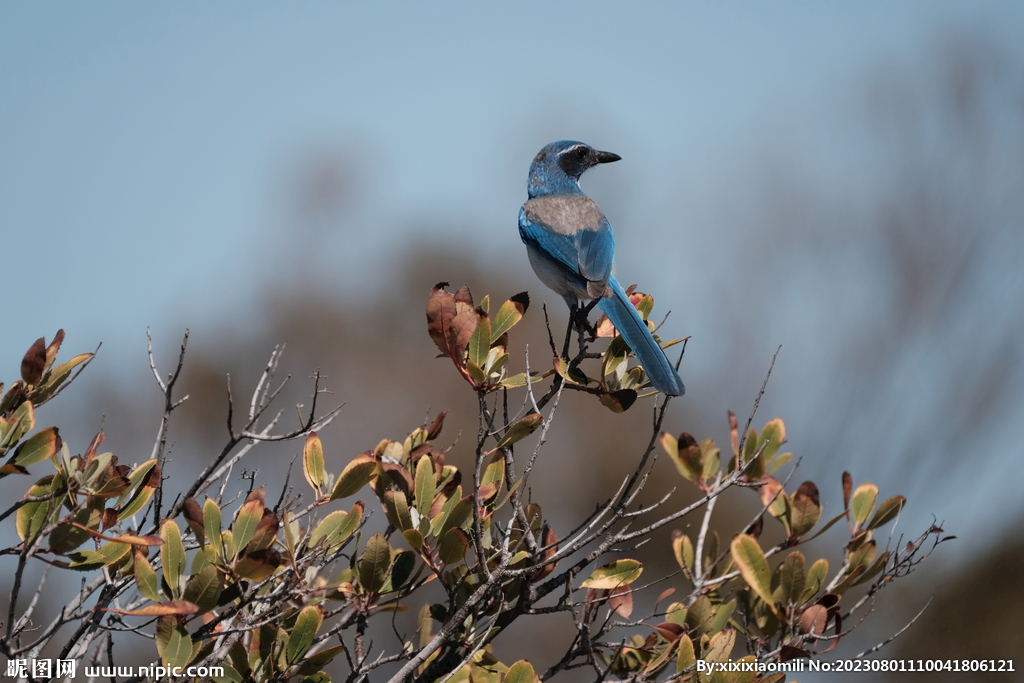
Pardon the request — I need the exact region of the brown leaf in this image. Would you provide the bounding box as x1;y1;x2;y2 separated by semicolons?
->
531;525;558;582
381;462;414;498
794;481;820;507
234;548;283;581
608;585;633;618
759;476;783;508
654;587;676;606
45;330;65;369
842;471;853;510
779;645;810;662
183;498;205;543
654;621;685;642
745;516;764;539
799;604;828;635
244;486;266;506
425;411;447;440
101;509;118;531
598;389;637;413
728;410;739;456
453;285;474;306
21;338;47;385
84;431;105;462
426;283;458;357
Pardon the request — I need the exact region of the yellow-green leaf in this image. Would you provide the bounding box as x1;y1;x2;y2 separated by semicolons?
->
358;534;391;594
503;660;536;683
730;534;773;607
867;495;905;530
580;559;642;590
330;455;377;501
303;432;326;493
850;482;878;529
160;519;186;598
287;605;324;665
11;426;61;467
494;413;543;450
204;499;223;559
414;455;436;519
155;614;193;668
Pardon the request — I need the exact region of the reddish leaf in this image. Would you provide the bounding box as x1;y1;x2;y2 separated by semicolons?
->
108;599;199;617
800;604;828;635
532;525;558;581
608;585;633;618
654;621;685;642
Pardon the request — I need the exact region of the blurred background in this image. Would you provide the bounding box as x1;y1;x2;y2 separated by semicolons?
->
2;3;1023;680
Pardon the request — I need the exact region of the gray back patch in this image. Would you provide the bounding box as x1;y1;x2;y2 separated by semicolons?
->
522;195;604;235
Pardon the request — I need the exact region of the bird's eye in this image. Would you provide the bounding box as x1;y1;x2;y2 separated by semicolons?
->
576;147;589;158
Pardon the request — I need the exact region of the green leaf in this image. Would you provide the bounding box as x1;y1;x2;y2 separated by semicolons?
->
438;527;470;565
384;490;413;531
704;629;736;663
730;534;773;607
135;551;163;602
287;606;324;665
11;426;61;468
387;549;416;591
16;475;62;541
490;297;528;342
467;312;492;370
867;495;905;530
414;455;436;519
155;614;192;668
297;646;345;676
494;413;543;450
311;510;349;548
709;599;736;634
29;352;92;405
778;552;806;604
498;372;541;388
503;660;536;683
358;534;391;594
330;455;377;501
402;528;423;552
232;498;263;556
0;401;35;451
580;559;642;589
438;495;473;538
671;531;694;577
183;564;223;613
801;558;829;602
62;541;132;570
850;483;878;529
160;519;186;599
684;595;714;635
303;432;326;493
757;419;786;465
676;634;695;672
204;499;224;559
49;508;101;553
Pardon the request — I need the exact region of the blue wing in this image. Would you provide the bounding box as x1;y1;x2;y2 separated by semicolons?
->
518;209;615;288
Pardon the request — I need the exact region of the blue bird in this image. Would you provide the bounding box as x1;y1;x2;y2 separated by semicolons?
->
519;141;684;396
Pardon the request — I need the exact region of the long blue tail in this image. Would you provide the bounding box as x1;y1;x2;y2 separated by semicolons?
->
598;277;684;396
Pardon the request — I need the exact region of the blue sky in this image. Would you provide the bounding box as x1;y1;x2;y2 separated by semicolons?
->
3;2;1024;574
5;1;1020;361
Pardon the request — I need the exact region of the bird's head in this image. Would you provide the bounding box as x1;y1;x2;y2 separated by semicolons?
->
527;140;621;198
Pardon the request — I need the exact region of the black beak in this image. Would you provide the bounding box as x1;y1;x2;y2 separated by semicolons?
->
593;150;621;164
